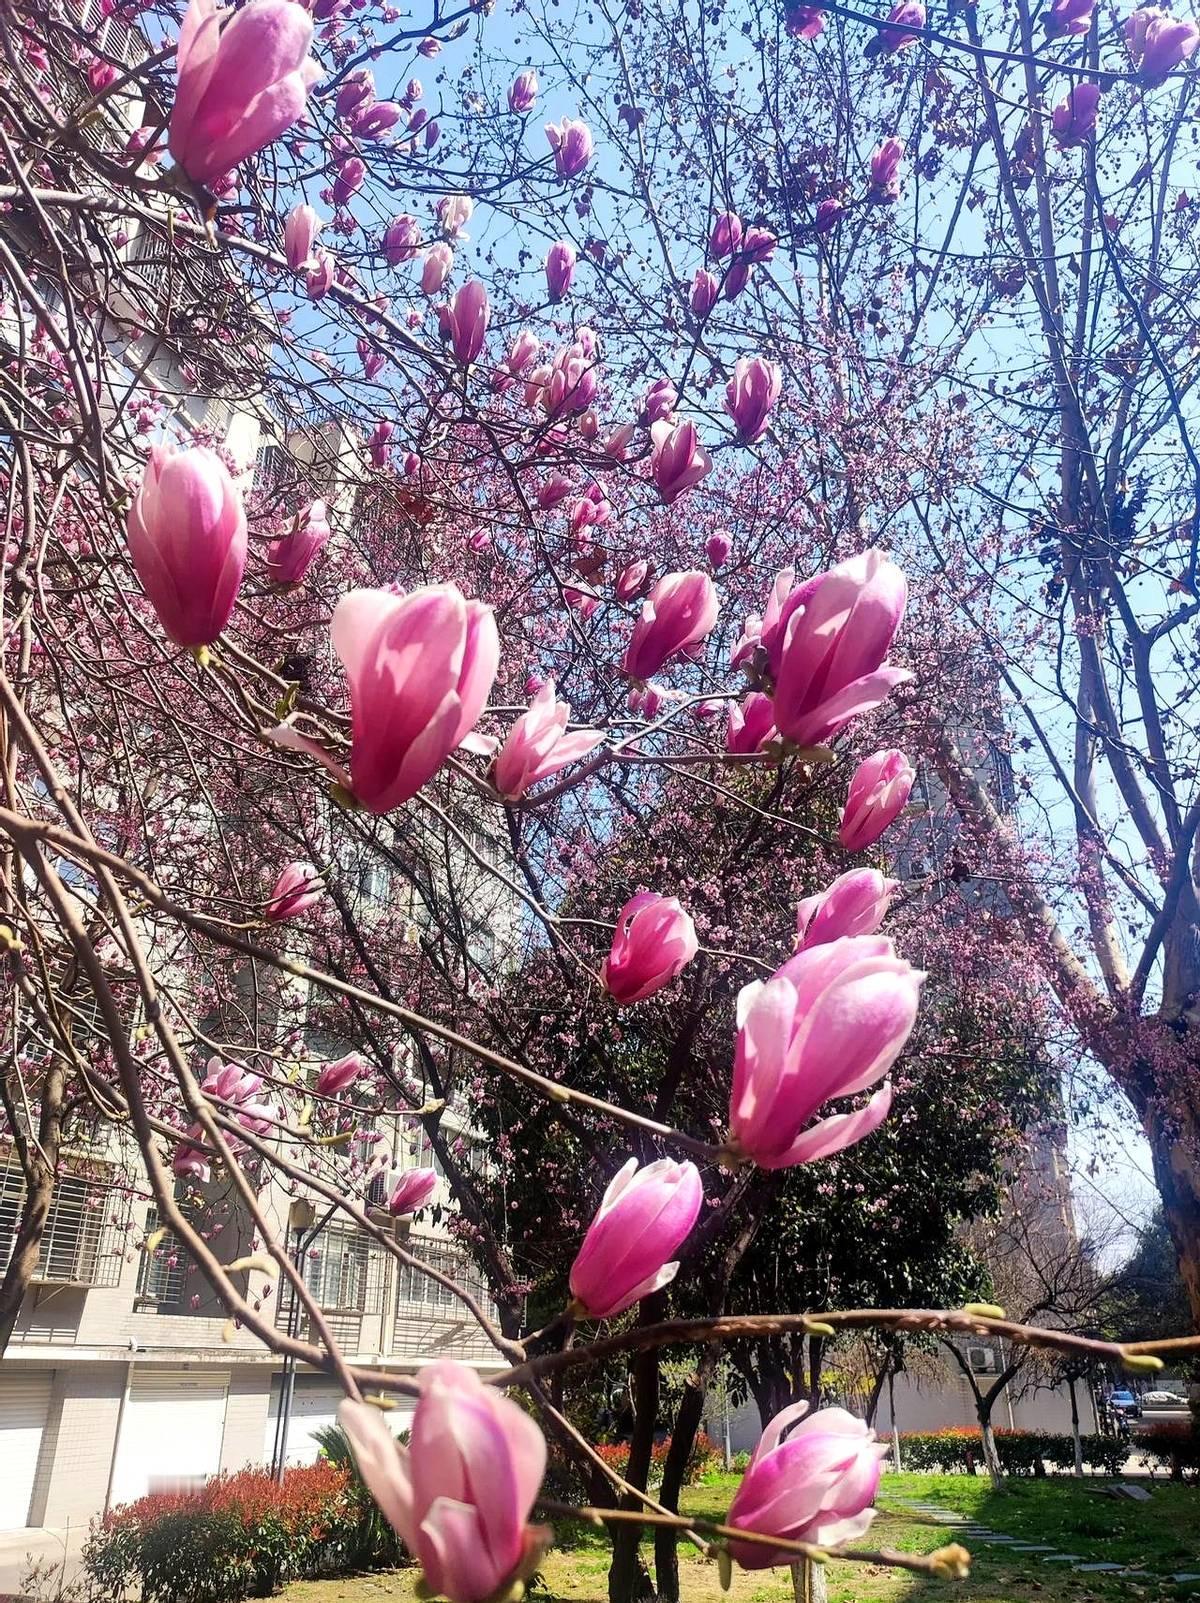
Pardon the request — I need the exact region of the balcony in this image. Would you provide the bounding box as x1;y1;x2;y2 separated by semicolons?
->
0;1147;127;1289
393;1241;503;1364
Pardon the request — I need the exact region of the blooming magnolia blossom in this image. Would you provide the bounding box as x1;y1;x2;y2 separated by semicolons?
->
168;0;321;186
1044;0;1094;35
545;116;593;177
381;214;421;265
270;585;498;814
650;418;713;503
305;251;335;299
726;356;782;443
706;530;732;567
265;860;325;920
838;750;917;850
727;936;924;1168
1052;82;1102;147
491;681;605;799
437;193;474;237
1126;8;1199;82
125;443;247;648
568;1157;704;1318
795;869;897;950
421;242;453;294
315;1052;366;1096
869;137;905;202
874;0;925;51
339;1365;548;1603
267;499;329;584
770;550;912;747
385;1167;438;1214
622;569;719;680
726;1402;888;1568
601;892;699;1003
202;1057;276;1143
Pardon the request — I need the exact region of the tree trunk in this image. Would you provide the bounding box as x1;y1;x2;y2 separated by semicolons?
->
1143;1092;1200;1331
1068;1377;1085;1477
653;1353;717;1603
0;1062;65;1355
608;1325;660;1603
977;1409;1005;1491
791;1558;828;1603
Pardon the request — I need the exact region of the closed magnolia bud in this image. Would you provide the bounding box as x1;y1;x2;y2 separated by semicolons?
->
267;499;330;585
333;156;366;206
869;137;905;201
508;67;538;113
690;267;718;317
125;444;247;647
601;891;698;1003
444;278;489;364
568;1157;704;1318
795;868;897;950
382;214;421;266
385;1167;438;1214
1051;82;1101;147
265;861;325;921
545;240;577;302
545;115;592;178
649;419;712;505
283;202;321;271
622;569;718;679
728;936;924;1169
725;356;782;444
421;242;454;294
705;530;732;567
838;749;916;850
315;1052;366;1097
437;193;474;237
727;1403;888;1568
168;0;321;187
709;210;743;257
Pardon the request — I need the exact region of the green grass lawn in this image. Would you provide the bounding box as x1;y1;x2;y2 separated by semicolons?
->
284;1472;1200;1603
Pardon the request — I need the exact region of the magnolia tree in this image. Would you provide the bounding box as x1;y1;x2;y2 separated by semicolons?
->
2;0;1200;1597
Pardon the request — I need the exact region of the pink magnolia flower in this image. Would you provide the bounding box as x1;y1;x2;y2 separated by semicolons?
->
726;1403;888;1568
283;202;320;271
417;35;440;55
795;868;897;951
838;750;916;850
267;498;330;584
545;240;577;302
741;225;777;263
444;279;489;365
353;99;402;139
545;115;593;177
641;376;678;425
506;329;540;376
385;1167;438;1214
270;586;499;814
508;68;538;112
727;936;923;1169
615;559;652;601
381;214;421;265
339;1365;548;1603
650;419;713;504
315;1052;366;1096
709;210;743;257
1052;81;1101;147
437;193;474;237
89;57;118;92
622;570;719;680
265;860;325;920
869;137;905;202
569;1157;704;1318
537;472;573;509
876;0;925;50
333;156;365;206
1045;0;1094;35
600;892;699;1003
492;681;605;799
726;692;778;754
1127;9;1199;82
771;550;912;747
725;355;782;443
421;242;453;293
125;443;248;648
604;422;636;459
168;0;321;187
335;68;373;120
691;268;718;317
705;530;732;567
202;1056;276;1139
173;1135;210;1182
305;250;335;299
785;1;826;36
367;419;393;468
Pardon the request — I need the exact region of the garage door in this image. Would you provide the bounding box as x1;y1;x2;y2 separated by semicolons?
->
109;1371;228;1508
264;1378;343;1466
0;1371;52;1529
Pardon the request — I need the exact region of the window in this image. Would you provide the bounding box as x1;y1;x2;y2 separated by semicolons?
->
0;1149;122;1287
303;1223;371;1311
136;1206;191;1307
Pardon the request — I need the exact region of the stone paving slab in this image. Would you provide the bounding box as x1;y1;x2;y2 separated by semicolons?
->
1042;1554;1087;1563
1075;1562;1126;1573
1170;1575;1200;1585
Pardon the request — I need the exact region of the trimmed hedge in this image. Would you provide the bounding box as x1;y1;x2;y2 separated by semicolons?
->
894;1426;1128;1476
83;1463;405;1603
591;1432;722;1486
1137;1420;1200;1481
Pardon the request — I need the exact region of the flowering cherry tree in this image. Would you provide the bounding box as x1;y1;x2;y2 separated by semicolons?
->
1;0;1199;1593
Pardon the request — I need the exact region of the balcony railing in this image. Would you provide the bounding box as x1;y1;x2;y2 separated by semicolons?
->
0;1147;127;1288
393;1241;503;1364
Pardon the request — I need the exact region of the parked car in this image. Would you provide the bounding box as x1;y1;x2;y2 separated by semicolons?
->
1108;1388;1142;1419
1140;1389;1187;1408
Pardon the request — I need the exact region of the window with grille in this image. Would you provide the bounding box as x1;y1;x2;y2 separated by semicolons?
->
136;1206;192;1307
0;1148;122;1287
303;1223;372;1312
396;1243;492;1312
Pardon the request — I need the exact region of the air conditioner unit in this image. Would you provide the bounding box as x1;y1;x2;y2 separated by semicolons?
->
967;1343;998;1374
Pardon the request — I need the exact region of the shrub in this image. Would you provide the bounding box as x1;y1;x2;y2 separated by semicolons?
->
892;1427;1130;1476
591;1431;722;1487
1138;1420;1200;1481
83;1461;402;1603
